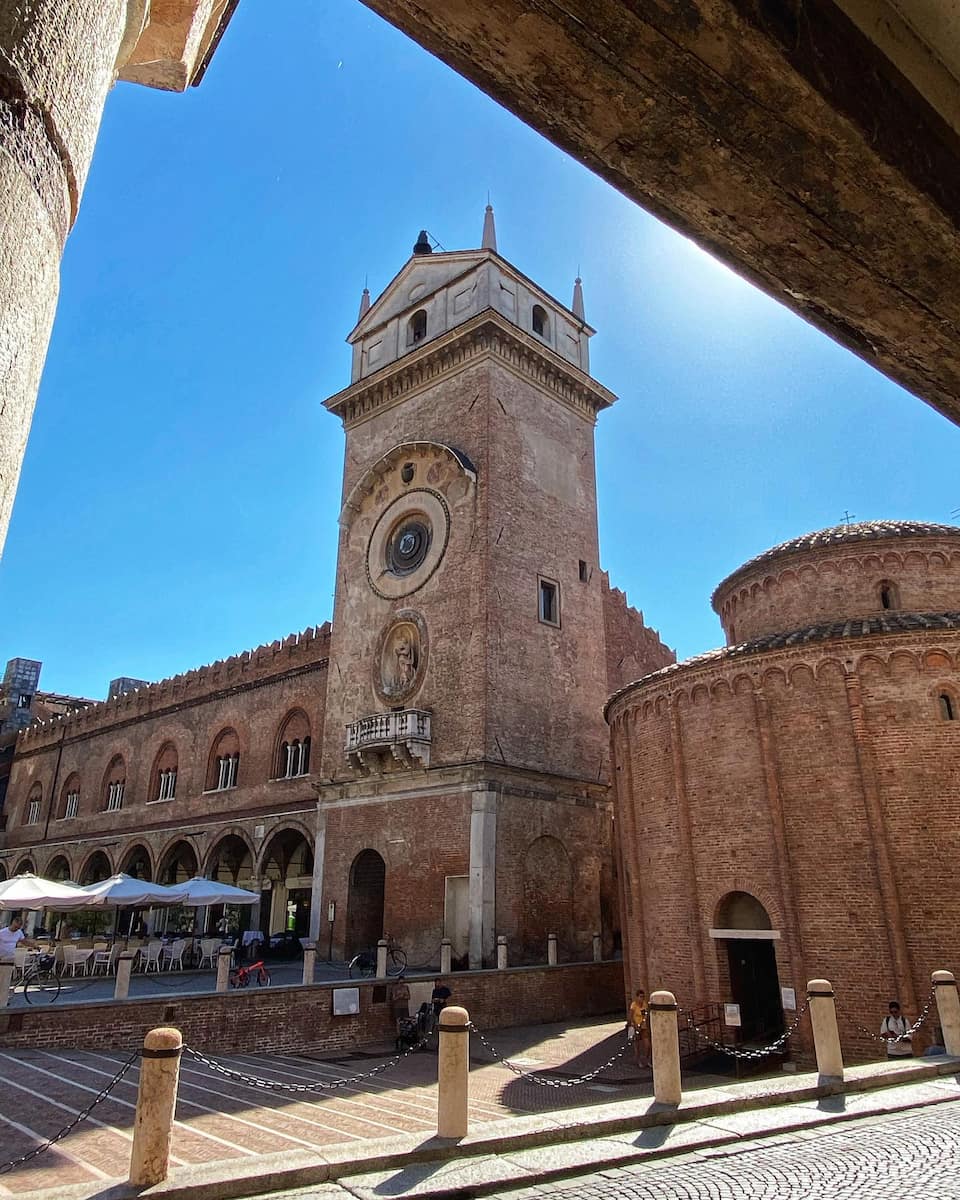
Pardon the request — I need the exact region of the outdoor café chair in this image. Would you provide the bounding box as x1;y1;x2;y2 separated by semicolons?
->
61;946;93;977
91;946;113;975
198;938;220;969
141;941;163;972
162;939;187;971
12;946;29;981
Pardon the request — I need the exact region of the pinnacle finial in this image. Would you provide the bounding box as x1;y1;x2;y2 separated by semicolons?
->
482;203;497;252
572;275;585;320
358;286;371;320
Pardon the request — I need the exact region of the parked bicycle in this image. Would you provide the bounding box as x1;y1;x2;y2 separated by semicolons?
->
20;954;61;1005
348;935;407;978
229;959;271;988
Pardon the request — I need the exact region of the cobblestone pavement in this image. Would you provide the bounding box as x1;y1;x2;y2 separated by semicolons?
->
504;1102;960;1199
0;1018;652;1193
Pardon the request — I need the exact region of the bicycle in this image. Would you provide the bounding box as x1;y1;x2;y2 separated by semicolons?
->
21;954;62;1005
229;959;270;988
348;936;407;978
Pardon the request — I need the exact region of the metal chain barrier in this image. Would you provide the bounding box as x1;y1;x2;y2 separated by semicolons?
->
678;1001;810;1061
402;942;443;971
0;1048;139;1176
468;1021;630;1087
183;1028;435;1092
837;987;936;1045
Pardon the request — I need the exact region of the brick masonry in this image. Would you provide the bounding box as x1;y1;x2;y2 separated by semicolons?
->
0;961;622;1053
608;521;960;1062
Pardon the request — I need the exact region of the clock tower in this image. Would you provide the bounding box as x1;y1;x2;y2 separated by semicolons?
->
311;210;667;968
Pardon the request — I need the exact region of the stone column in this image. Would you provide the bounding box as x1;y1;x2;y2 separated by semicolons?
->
649;989;681;1106
468;790;497;969
496;935;507;970
807;978;843;1082
547;933;558;965
301;940;316;986
437;1005;470;1138
308;808;326;942
114;950;137;1000
933;970;960;1056
592;932;602;962
216;945;232;992
440;938;452;975
0;1;235;558
128;1026;182;1187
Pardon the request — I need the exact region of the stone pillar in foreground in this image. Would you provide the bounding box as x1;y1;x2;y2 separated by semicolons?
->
649;989;681;1106
933;970;960;1056
129;1026;182;1186
437;1005;470;1138
807;978;843;1081
0;0;236;558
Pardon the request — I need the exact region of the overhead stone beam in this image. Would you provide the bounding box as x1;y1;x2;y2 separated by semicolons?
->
360;0;960;427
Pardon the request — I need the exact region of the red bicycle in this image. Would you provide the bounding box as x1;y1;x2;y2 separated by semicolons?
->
229;959;271;988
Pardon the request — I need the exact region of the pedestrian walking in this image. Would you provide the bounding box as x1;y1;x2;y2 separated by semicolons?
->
628;987;650;1067
880;1000;912;1058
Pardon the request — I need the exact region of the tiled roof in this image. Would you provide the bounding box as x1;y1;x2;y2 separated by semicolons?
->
604;611;960;717
712;521;960;609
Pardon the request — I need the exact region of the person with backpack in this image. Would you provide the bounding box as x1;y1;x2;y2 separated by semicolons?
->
880;1000;912;1058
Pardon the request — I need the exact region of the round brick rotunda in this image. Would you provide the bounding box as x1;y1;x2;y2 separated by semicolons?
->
606;520;960;1061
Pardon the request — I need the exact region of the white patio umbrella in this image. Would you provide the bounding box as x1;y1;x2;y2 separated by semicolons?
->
80;874;189;908
175;877;259;906
0;873;96;911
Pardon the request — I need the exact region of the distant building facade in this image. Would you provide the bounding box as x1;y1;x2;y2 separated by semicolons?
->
607;521;960;1054
0;213;674;958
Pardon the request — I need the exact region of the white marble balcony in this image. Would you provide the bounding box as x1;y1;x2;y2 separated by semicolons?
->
344;709;431;771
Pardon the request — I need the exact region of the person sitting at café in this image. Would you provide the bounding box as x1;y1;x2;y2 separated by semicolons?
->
0;916;29;959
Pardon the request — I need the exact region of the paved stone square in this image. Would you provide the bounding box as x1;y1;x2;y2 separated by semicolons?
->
504;1102;960;1199
0;1017;659;1193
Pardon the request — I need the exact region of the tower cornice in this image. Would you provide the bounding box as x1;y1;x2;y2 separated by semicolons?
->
325;310;616;429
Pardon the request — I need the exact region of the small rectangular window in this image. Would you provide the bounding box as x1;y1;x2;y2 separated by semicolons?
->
538;577;560;627
579;560;589;582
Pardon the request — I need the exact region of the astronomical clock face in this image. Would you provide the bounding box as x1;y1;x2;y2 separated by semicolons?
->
364;487;451;600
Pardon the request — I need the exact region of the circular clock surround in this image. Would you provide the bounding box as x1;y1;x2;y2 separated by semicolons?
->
366;489;450;599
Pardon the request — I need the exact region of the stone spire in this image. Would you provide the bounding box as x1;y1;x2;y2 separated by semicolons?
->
572;275;585;320
482;203;498;252
358;286;371;320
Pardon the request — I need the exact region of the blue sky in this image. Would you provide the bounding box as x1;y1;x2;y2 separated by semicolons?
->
2;1;958;700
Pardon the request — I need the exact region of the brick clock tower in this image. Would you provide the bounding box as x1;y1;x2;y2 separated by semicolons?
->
312;211;630;968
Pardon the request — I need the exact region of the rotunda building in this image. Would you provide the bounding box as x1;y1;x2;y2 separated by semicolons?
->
606;520;960;1059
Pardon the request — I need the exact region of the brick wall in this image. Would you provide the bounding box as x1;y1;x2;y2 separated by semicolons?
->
608;633;960;1062
714;536;960;644
0;961;623;1053
602;573;676;692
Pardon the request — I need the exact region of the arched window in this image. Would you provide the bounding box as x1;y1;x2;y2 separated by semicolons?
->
276;710;311;779
150;742;178;802
24;783;42;826
878;580;900;610
532;304;549;338
408;309;427;344
939;693;956;722
207;729;240;791
59;773;80;820
102;755;126;812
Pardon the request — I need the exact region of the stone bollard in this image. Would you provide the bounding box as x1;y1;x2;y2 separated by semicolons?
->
129;1027;183;1186
377;939;388;978
807;978;843;1081
440;938;452;974
932;970;960;1056
114;951;138;1001
496;935;507;970
216;946;233;993
301;940;317;986
547;933;558;965
437;1005;470;1138
0;958;13;1008
592;933;602;962
649;989;682;1106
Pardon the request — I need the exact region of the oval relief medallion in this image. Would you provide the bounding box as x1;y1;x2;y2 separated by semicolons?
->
376;612;428;702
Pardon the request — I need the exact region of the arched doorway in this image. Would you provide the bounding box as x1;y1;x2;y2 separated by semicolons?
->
157;840;198;885
79;851;112;885
714;891;784;1041
206;834;256;937
120;844;153;881
521;836;573;963
346;849;385;957
47;855;72;882
259;828;313;941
